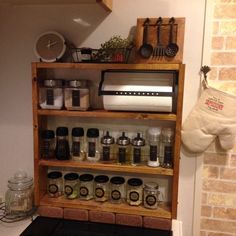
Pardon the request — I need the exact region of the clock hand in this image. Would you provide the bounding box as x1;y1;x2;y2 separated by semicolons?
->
49;41;58;47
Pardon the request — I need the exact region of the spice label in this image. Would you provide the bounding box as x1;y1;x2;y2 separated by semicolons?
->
46;89;54;105
129;191;139;202
95;187;105;198
146;195;157;206
133;148;141;163
102;146;110;161
118;148;126;163
72;142;81;156
48;184;58;194
150;145;158;161
72;90;80;107
80;186;88;197
164;146;172;163
88;142;96;157
65;185;73;196
111;190;121;200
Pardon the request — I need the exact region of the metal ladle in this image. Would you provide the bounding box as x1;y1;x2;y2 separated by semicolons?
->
139;18;153;58
165;17;179;58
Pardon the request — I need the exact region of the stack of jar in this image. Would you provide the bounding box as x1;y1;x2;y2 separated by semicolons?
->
47;171;160;210
39;79;90;111
40;127;174;168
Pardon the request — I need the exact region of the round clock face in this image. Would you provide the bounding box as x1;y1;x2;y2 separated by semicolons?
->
34;31;66;62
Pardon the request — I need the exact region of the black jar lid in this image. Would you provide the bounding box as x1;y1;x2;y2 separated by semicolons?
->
56;127;69;136
79;174;94;182
127;178;143;186
47;171;62;179
87;128;99;138
64;173;79;181
41;130;55;139
94;175;109;183
110;176;125;185
72;127;84;137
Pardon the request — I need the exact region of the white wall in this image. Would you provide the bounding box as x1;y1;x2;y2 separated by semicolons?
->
0;0;205;235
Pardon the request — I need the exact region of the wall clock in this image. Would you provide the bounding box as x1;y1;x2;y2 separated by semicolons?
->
34;31;67;62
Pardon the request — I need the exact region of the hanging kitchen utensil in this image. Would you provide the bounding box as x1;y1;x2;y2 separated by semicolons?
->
153;17;165;60
165;17;179;58
139;18;153;59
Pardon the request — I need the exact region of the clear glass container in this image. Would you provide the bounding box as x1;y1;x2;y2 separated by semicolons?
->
143;182;160;209
79;174;94;200
40;130;55;159
101;131;115;162
110;176;125;204
64;80;89;111
94;175;109;202
86;128;100;162
147;127;161;167
161;128;174;168
116;132;131;164
55;127;70;160
5;171;33;216
71;127;85;161
131;133;145;166
47;171;63;198
127;178;143;206
39;79;63;110
64;173;79;199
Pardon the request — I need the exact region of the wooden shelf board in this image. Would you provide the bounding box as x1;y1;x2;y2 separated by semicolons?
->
40;194;172;219
39;159;174;176
37;109;177;121
33;62;182;71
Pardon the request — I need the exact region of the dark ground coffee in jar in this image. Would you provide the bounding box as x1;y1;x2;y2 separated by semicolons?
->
47;171;63;198
127;178;143;206
94;175;109;202
55;127;70;160
110;176;125;204
64;173;79;199
79;174;94;200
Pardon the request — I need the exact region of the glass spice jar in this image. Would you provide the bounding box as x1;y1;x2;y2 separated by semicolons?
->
143;182;160;209
64;80;89;111
147;127;161;167
94;175;109;202
101;131;115;162
55;127;70;160
86;128;100;162
110;176;125;204
131;133;145;166
71;127;85;161
39;79;64;110
79;174;94;200
116;132;131;164
5;171;34;216
127;178;143;206
40;130;55;159
47;171;63;198
64;173;79;199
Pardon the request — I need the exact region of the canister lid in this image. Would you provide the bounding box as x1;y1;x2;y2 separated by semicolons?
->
147;127;161;142
67;80;87;88
87;128;99;138
8;171;33;191
56;127;69;136
94;175;109;183
101;131;114;145
64;173;79;181
72;127;84;137
144;182;159;190
127;178;143;186
117;132;130;146
44;79;63;87
110;176;125;185
47;171;62;179
79;174;94;182
131;133;145;146
41;130;55;139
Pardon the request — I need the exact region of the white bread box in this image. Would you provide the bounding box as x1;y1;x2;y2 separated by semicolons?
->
99;70;177;112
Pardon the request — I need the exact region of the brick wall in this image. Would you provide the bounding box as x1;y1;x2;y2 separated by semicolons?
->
200;0;236;235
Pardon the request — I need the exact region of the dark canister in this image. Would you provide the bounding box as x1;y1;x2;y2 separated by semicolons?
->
55;127;70;160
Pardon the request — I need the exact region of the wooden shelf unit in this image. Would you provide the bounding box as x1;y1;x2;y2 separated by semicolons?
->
32;62;185;222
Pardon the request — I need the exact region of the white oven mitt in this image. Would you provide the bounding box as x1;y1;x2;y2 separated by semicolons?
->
181;85;236;153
